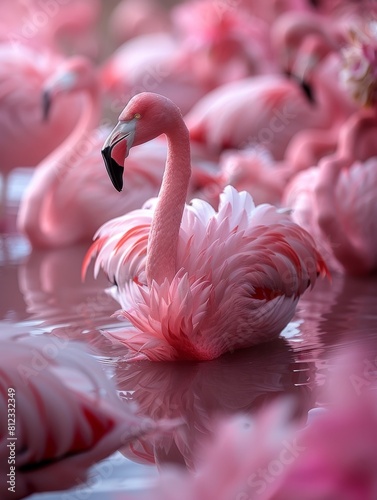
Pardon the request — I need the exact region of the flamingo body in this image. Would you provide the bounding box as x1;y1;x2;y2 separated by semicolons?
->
88;185;327;361
0;338;157;499
101;32;206;116
185;74;335;159
85;93;327;362
0;45;83;175
284;157;377;275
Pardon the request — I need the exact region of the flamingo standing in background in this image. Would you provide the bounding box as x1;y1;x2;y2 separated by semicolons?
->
0;43;85;223
17;57;220;248
283;109;377;275
185;65;352;160
270;9;361;174
283;22;377;275
0;337;169;500
217;147;290;206
83;92;328;362
270;9;343;80
100;31;207;118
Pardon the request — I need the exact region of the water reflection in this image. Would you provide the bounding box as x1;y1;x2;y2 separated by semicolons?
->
115;339;313;469
15;245;127;358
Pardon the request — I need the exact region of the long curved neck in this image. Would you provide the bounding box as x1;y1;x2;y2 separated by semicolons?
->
146;119;191;286
17;86;99;248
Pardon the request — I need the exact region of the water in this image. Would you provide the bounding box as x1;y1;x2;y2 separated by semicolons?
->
2;170;377;499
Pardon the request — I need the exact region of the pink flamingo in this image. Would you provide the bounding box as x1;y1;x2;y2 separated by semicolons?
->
100;31;207;117
83;92;328;362
283;17;377;270
0;337;168;500
270;9;346;74
282;40;357;174
17;58;220;248
0;44;86;219
283;108;377;275
184;60;353;160
271;10;362;175
217;147;291;206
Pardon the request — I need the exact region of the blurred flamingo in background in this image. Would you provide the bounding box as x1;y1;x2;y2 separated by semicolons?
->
271;9;362;174
84;92;327;361
0;44;85;224
185;64;352;160
16;57;101;247
184;4;362;162
270;9;345;74
100;31;207;117
0;336;171;500
283;22;377;275
16;56;220;248
283;109;377;275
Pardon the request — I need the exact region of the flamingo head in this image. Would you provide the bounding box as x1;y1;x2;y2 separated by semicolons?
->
42;56;97;120
102;92;184;191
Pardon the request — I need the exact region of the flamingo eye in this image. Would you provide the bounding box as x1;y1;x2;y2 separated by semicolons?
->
134;113;141;119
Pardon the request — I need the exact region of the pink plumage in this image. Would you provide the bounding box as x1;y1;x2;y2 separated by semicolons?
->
84;92;328;362
0;337;161;499
283;110;377;275
17;58;219;248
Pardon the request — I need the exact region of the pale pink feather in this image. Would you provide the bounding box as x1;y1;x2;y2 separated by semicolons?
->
0;337;168;499
86;185;327;361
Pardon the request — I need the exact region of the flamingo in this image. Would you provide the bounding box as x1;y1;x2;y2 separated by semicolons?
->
0;44;85;221
270;10;364;175
0;337;168;500
217;147;290;206
283;109;377;275
17;57;220;248
184;62;353;161
283;16;377;268
100;31;207;118
83;92;328;362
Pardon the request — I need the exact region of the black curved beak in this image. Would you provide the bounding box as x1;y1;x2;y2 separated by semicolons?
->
300;79;315;104
101;120;137;192
286;71;316;105
42;90;51;121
